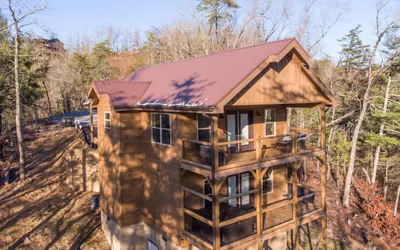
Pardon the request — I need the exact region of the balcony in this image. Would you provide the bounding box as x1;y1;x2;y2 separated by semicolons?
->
182;181;324;249
181;127;324;177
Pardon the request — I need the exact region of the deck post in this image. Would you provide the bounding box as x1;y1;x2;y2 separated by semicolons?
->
256;135;261;161
320;105;327;250
255;168;263;249
291;162;299;249
89;101;93;141
211;115;221;250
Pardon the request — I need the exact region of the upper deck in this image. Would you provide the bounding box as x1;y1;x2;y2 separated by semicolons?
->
180;105;326;178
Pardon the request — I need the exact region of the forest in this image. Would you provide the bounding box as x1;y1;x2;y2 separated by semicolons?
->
0;0;399;248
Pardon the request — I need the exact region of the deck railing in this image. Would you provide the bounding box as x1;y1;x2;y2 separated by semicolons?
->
182;129;322;170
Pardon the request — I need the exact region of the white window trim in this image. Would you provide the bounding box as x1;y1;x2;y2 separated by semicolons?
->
196;113;211;142
262;169;274;195
264;108;276;137
151;113;171;146
104;111;111;129
203;179;212;208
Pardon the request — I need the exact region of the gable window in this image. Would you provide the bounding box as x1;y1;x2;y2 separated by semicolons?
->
197;114;211;142
104;112;111;129
264;109;276;136
151;113;171;145
262;168;273;194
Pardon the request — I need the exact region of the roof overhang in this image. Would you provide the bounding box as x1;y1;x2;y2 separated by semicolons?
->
213;39;336;113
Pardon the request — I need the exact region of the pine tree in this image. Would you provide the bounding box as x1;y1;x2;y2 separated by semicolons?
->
197;0;239;47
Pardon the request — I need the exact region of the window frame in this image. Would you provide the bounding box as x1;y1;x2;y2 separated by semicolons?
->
104;111;111;129
262;168;273;195
196;113;211;142
151;113;171;146
264;108;276;137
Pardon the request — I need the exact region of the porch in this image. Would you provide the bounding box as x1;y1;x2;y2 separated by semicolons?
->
181;162;326;250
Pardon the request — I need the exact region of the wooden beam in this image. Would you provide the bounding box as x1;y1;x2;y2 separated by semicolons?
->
181;162;212;178
211;115;221;250
220;234;259;250
216;177;226;193
320;105;327;250
255;169;263;250
219;211;258;227
181;159;212;170
263;199;293;213
183;186;212;201
183;231;213;250
292;161;299;249
184;208;213;227
219;189;259;202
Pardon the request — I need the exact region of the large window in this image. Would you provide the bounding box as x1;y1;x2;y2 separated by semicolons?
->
262;168;273;194
104;112;111;129
264;109;276;136
197;114;211;142
151;113;171;145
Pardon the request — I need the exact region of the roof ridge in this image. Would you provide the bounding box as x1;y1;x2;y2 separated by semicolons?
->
127;38;295;79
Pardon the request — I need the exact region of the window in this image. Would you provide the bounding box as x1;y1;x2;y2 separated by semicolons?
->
151;113;171;145
197;114;211;142
104;112;111;129
264;109;276;136
148;240;158;250
262;168;273;194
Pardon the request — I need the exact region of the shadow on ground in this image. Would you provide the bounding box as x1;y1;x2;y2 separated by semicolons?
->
0;125;109;250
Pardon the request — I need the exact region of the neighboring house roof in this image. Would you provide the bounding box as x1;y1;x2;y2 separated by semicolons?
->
91;80;151;108
89;38;335;110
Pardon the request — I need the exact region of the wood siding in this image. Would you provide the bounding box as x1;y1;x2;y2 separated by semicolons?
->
231;53;329;106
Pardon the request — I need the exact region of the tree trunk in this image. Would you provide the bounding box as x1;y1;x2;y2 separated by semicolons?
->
383;158;388;201
42;80;53;117
343;95;368;207
394;185;400;217
372;77;391;184
12;20;25;180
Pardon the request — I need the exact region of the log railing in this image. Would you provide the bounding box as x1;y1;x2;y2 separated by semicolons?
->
182;130;322;170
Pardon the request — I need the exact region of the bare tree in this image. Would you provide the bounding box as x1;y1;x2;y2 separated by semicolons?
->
7;0;46;180
343;0;399;208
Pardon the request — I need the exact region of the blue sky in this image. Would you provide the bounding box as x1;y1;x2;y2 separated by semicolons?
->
25;0;394;59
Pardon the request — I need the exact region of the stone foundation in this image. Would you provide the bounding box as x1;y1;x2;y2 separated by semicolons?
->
102;212;287;250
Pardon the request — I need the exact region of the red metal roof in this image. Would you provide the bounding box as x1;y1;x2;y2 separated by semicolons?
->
92;80;151;108
93;38;297;109
127;38;295;108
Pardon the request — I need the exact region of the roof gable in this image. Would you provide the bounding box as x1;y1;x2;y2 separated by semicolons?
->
126;38;295;108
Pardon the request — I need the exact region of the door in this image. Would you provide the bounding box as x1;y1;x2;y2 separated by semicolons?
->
228;175;237;207
226;111;254;152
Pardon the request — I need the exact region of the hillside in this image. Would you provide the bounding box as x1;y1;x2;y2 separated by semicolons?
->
0;125;108;249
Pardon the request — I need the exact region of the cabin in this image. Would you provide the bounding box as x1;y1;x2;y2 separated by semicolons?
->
87;38;335;250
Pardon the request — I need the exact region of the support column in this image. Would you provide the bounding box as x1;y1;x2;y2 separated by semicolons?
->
292;162;299;249
320;105;327;250
211;115;220;250
89;101;94;141
255;169;263;249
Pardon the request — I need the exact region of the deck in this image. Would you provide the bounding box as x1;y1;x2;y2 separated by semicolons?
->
181;133;324;177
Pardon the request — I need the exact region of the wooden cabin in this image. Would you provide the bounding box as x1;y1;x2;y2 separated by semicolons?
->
88;38;335;250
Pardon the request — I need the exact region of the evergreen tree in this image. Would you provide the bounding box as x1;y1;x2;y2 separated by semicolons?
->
197;0;239;47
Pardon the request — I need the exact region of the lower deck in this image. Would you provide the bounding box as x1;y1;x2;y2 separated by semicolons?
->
181;158;327;250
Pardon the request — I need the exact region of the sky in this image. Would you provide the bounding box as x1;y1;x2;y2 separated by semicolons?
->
13;0;398;60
